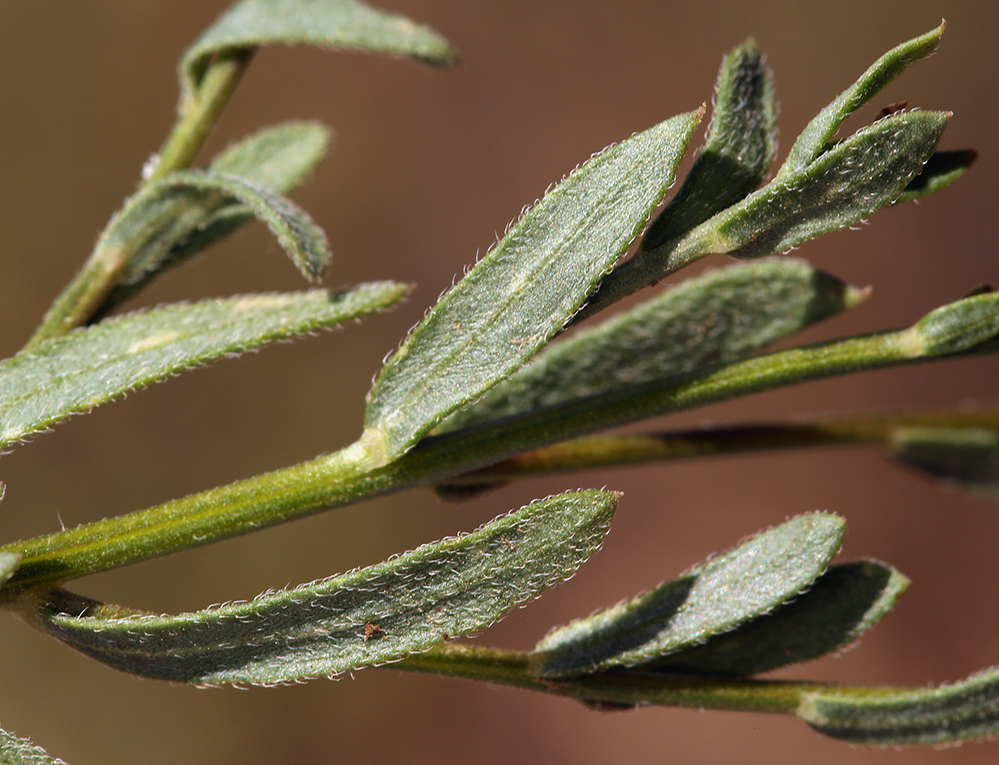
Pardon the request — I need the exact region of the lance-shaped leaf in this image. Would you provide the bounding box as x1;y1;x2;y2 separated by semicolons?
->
101;122;332;314
182;0;455;108
33;490;617;685
889;426;999;497
798;665;999;745
438;259;862;433
777;23;944;179
641;38;777;252
0;726;69;765
532;513;845;677
102;168;330;288
0;285;407;449
647;561;908;676
361;110;703;465
896;149;977;203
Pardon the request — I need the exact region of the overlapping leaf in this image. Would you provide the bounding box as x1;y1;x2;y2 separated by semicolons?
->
34;490;617;685
890;426;999;497
0;285;406;449
182;0;456;109
361;110;703;464
438;259;861;433
0;726;68;765
533;513;845;677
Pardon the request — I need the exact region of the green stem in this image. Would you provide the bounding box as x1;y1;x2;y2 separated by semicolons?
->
23;48;254;351
439;410;999;486
0;324;961;594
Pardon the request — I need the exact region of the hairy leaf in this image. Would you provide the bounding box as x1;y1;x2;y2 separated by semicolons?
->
0;285;407;449
103;122;332;313
533;513;844;677
361;110;703;464
799;665;999;745
0;726;68;765
182;0;455;108
890;426;999;497
777;23;945;179
649;561;907;676
34;490;617;685
896;149;977;203
438;260;861;433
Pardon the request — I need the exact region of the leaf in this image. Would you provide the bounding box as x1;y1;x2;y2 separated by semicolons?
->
798;665;999;745
532;513;845;677
777;23;945;179
648;561;908;676
104;168;331;287
0;552;20;586
896;149;977;203
33;490;618;685
182;0;456;108
0;726;69;765
438;259;862;433
890;426;999;497
102;122;332;313
0;285;407;450
360;109;703;465
641;38;777;251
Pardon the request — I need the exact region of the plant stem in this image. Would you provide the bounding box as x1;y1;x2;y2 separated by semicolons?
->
23;49;254;351
0;324;977;594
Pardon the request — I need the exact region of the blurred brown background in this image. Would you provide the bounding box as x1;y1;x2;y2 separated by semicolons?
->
1;2;997;764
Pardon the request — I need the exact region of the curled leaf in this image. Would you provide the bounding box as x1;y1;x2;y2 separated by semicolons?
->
361;110;703;464
896;149;977;203
0;285;407;450
533;513;845;677
34;490;617;685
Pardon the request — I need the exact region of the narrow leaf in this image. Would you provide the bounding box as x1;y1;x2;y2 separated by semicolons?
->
896;149;977;203
533;513;845;677
649;561;908;676
361;110;703;464
34;490;617;685
102;122;332;313
182;0;455;107
777;23;945;179
0;727;69;765
799;665;999;745
438;259;862;433
642;38;777;251
890;426;999;497
0;285;407;449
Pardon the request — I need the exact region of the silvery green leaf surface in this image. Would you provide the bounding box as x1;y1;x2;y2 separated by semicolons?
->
361;110;703;464
533;513;844;677
799;665;999;745
641;38;776;252
102;122;332;313
438;259;860;433
909;291;999;355
648;561;907;676
35;490;617;685
0;285;406;449
896;149;977;203
890;426;999;497
777;23;944;179
182;0;455;107
0;727;68;765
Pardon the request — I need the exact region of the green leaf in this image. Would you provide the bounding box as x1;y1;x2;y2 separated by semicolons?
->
438;259;862;433
360;109;703;465
33;490;617;685
182;0;456;108
890;426;999;497
798;665;999;745
106;168;331;287
896;149;977;203
0;726;69;765
908;291;999;355
777;23;945;179
642;38;777;251
649;561;908;676
532;513;845;677
102;122;332;314
0;285;407;450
